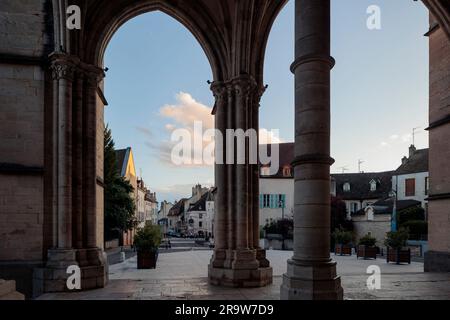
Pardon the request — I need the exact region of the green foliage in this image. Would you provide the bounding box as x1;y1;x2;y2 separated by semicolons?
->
385;228;409;249
398;206;425;226
358;233;377;247
134;224;162;252
104;126;136;240
333;227;353;245
402;220;428;240
263;218;293;239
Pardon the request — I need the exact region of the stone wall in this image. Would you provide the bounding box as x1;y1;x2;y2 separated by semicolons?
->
0;0;50;297
352;214;391;248
425;14;450;272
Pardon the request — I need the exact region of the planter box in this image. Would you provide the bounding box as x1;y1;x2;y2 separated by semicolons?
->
335;244;352;256
263;238;293;250
386;248;411;264
137;251;158;269
357;245;377;260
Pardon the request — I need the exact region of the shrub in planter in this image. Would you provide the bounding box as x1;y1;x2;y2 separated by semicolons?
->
357;234;377;260
134;223;162;269
385;228;411;264
333;228;353;256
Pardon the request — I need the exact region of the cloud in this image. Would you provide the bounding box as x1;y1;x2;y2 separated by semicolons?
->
389;134;399;141
160;92;214;130
259;128;283;144
380;141;389;147
401;133;412;142
153;183;214;203
135;126;153;137
146;92;286;168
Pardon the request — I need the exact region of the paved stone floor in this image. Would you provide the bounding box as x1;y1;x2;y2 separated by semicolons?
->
38;250;450;300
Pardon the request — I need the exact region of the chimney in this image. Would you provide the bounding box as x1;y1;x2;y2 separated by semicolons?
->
402;156;408;165
409;145;417;157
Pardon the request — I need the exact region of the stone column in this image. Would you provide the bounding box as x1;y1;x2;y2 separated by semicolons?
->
46;53;78;268
83;65;105;266
281;0;343;300
73;72;84;250
209;75;272;288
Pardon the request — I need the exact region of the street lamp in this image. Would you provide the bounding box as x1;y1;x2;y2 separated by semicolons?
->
389;188;398;232
279;199;285;220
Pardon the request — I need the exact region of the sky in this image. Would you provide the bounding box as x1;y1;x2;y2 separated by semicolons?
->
104;0;429;203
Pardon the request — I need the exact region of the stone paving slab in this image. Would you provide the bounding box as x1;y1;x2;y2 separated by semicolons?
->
38;250;450;300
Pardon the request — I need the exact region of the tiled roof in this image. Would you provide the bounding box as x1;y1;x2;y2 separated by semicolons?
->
332;171;394;201
259;143;294;178
115;148;128;177
395;149;429;175
168;199;186;217
353;199;422;216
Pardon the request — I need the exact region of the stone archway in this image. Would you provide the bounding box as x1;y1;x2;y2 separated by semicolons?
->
1;0;449;299
40;0;289;293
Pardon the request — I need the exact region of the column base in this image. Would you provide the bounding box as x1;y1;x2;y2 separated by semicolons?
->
208;249;273;288
425;250;450;272
280;258;343;300
32;248;108;297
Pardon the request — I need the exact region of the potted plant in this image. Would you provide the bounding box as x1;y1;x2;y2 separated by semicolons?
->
134;223;162;269
385;228;411;264
333;228;353;256
357;233;377;260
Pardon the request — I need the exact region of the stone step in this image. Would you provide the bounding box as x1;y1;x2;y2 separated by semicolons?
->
0;280;25;300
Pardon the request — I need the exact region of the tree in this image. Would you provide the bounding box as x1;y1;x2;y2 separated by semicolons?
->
104;126;136;241
330;196;353;251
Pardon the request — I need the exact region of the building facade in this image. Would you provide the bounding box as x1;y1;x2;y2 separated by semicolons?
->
0;0;449;299
392;146;429;210
332;172;393;219
259;143;295;226
115;148;138;246
186;189;215;237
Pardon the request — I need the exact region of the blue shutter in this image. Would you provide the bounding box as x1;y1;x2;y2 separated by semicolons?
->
260;194;264;209
270;195;275;209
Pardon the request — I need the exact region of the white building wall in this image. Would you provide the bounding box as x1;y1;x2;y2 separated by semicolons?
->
259;178;294;226
136;188;146;229
393;172;429;207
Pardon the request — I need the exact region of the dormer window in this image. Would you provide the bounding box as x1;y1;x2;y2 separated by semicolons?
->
343;183;351;192
370;180;377;192
282;166;292;177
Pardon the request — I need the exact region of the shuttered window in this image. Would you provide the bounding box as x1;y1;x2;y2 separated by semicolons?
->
260;194;286;209
405;178;416;197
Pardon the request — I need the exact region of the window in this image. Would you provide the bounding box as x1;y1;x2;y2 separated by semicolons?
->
343;183;351;192
405;178;416;197
199;221;203;228
351;202;359;213
283;166;292;177
199;214;203;219
260;194;286;209
370;180;377;192
425;177;429;196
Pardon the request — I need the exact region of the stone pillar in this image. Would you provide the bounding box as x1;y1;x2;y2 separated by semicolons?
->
81;65;106;268
73;72;84;250
281;0;343;300
46;53;78;268
209;76;272;288
33;55;107;295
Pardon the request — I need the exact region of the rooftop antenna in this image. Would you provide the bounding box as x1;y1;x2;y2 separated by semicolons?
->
412;127;421;146
358;159;365;173
338;166;349;174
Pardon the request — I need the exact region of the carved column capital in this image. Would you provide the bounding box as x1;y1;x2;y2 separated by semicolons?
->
82;63;105;87
49;54;79;81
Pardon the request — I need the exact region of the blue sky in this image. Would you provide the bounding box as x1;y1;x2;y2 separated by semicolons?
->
104;0;429;203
